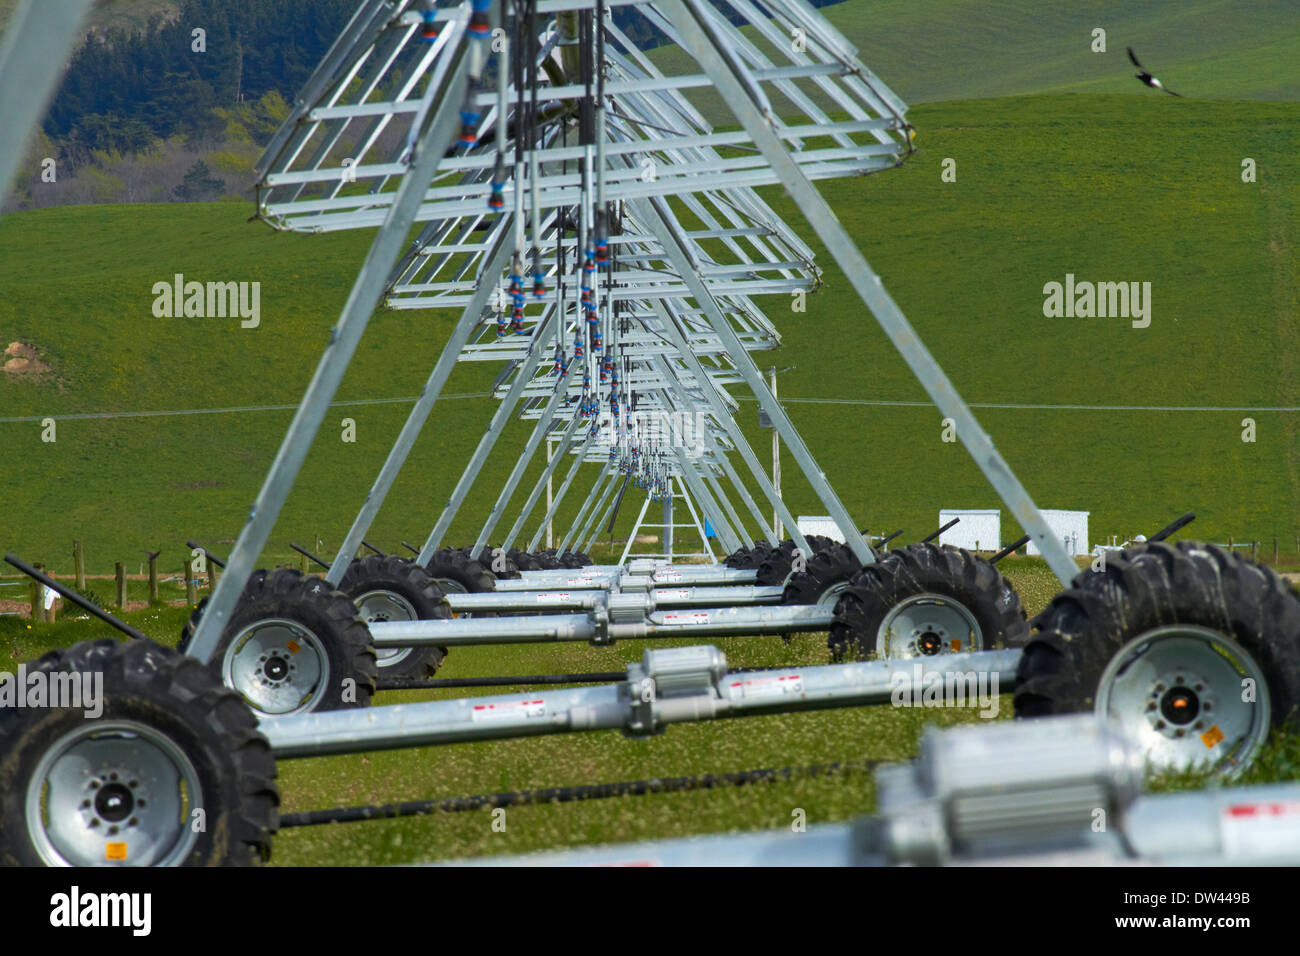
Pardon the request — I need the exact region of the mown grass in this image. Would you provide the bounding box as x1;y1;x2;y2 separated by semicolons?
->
4;94;1297;575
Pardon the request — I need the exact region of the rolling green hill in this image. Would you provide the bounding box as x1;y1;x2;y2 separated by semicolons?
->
649;0;1300;115
0;0;179;38
2;93;1298;573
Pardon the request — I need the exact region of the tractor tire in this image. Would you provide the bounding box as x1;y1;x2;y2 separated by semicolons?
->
179;568;377;716
531;549;567;570
340;555;448;680
726;542;773;570
466;545;522;579
1014;541;1300;774
508;549;548;572
425;548;497;596
755;536;838;586
829;542;1027;661
0;639;278;866
782;543;866;607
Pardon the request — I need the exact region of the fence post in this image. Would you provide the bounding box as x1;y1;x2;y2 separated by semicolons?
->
207;562;218;591
1274;538;1279;565
186;559;199;607
115;562;126;609
73;540;85;591
1252;541;1258;562
30;564;43;621
1228;535;1234;552
148;554;159;604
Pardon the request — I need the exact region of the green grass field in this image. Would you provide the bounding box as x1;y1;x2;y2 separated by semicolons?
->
3;95;1297;574
646;0;1300;122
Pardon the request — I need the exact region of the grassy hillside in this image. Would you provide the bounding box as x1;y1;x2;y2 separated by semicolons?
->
0;0;179;37
2;93;1298;573
648;0;1300;120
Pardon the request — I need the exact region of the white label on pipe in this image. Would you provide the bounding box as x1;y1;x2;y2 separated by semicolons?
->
662;612;709;625
471;699;546;722
730;674;803;699
1221;800;1300;857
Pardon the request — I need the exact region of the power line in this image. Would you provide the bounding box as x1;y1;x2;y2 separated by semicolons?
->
738;397;1300;413
7;392;1293;427
0;392;491;425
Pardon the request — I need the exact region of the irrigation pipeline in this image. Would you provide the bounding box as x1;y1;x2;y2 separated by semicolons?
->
278;756;879;828
375;664;778;692
376;671;625;690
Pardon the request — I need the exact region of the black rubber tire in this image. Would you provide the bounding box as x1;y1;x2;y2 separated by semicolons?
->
0;639;278;866
560;550;593;568
340;555;449;680
465;545;522;579
179;568;378;712
726;542;773;570
529;549;567;570
829;542;1028;660
755;536;839;586
1014;541;1300;729
782;543;866;606
425;548;497;594
507;549;546;572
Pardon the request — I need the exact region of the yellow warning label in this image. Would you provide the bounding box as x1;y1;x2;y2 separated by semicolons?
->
105;842;128;861
286;639;300;654
1201;725;1225;749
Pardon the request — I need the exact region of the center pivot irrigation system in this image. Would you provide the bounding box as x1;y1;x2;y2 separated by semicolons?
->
4;0;1300;867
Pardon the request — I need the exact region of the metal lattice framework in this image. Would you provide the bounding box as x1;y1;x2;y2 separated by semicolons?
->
186;0;1078;667
248;0;920;581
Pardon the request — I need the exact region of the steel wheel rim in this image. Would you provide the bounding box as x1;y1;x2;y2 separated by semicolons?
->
433;578;471;619
355;588;418;668
26;720;203;867
816;580;852;609
876;592;983;659
222;617;328;717
1095;625;1270;775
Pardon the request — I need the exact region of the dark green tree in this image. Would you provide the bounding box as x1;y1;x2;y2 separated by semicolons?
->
173;159;224;201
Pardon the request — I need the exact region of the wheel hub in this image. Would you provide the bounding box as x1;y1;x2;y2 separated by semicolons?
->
1145;668;1214;738
916;630;944;656
92;781;135;823
262;655;290;682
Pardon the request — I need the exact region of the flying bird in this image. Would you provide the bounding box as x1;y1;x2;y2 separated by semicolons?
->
1127;47;1181;96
